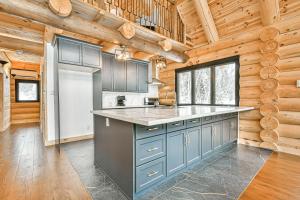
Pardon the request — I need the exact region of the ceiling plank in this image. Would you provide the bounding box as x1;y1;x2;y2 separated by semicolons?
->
259;0;280;26
192;0;219;43
0;0;188;63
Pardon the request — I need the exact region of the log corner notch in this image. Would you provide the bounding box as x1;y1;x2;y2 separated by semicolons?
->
158;39;173;51
49;0;72;17
192;0;219;43
118;22;136;40
259;0;280;26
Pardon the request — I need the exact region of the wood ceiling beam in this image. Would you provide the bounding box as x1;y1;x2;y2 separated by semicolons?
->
0;0;188;63
259;0;280;26
192;0;219;43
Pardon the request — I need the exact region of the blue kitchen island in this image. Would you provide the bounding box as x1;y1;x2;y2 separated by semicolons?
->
93;105;253;200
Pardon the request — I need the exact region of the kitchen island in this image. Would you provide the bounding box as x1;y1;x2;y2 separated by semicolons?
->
93;105;253;200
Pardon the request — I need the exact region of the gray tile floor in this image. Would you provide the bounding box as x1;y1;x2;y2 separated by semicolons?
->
63;140;271;200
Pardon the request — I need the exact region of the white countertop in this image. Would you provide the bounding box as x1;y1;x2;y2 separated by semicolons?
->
93;105;254;126
102;105;155;109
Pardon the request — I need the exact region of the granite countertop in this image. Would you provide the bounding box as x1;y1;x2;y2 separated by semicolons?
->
102;105;155;109
93;105;253;126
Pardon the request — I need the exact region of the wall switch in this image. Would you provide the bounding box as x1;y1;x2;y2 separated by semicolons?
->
297;80;300;88
106;118;110;127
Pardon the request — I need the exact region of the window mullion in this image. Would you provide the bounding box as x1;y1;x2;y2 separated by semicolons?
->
211;66;215;106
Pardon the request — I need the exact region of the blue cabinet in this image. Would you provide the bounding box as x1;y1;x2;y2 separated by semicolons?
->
102;53;113;91
222;119;231;145
82;44;102;68
126;60;138;92
112;58;126;92
58;37;82;65
213;121;222;150
138;62;148;93
186;126;201;166
167;130;186;176
201;124;213;158
229;117;238;142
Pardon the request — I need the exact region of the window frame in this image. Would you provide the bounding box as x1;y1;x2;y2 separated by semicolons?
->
15;79;40;103
175;56;240;106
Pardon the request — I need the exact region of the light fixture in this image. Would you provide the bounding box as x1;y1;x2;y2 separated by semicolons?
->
115;45;130;61
154;56;167;69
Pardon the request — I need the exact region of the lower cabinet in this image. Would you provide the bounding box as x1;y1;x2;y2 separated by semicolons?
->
186;127;201;166
222;119;231;145
229;117;238;142
166;130;186;176
213;121;222;150
201;124;213;158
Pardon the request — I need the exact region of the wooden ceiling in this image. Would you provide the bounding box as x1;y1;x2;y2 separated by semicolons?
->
177;0;300;48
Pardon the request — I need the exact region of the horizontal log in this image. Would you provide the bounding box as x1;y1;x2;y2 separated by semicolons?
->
278;70;300;85
11;118;40;124
240;131;262;142
278;85;300;98
278;42;300;59
259;27;280;41
278;124;300;139
239;109;262;120
240;87;261;99
260;66;279;80
240;99;261;109
240;53;261;65
278;29;300;47
240;76;261;88
240;120;262;133
260;91;279;104
278;137;300;149
275;111;300;125
240;64;261;77
260;53;279;67
0;0;188;63
260;116;279;130
260;78;279;91
260;40;279;53
260;104;279;116
238;138;261;148
278;98;300;112
277;57;300;71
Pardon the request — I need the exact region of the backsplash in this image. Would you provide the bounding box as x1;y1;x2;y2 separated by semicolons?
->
102;85;158;108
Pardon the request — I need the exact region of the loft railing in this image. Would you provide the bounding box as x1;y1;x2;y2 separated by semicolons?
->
82;0;185;43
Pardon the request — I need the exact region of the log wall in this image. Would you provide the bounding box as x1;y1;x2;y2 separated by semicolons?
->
10;62;40;125
159;15;300;156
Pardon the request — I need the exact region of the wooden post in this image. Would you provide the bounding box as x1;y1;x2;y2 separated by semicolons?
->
259;0;280;26
158;39;173;51
118;23;136;40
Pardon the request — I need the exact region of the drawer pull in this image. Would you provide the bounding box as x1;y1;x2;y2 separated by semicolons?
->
147;170;159;177
172;123;181;126
147;127;159;131
189;120;198;123
147;147;159;152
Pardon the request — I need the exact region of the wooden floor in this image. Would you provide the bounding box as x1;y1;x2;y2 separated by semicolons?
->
239;152;300;200
0;123;91;200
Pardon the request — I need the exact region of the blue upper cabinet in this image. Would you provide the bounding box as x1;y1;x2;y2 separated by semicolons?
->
186;127;201;166
167;130;186;176
112;58;126;92
58;37;82;65
102;53;114;91
138;62;148;93
82;44;101;68
126;60;138;92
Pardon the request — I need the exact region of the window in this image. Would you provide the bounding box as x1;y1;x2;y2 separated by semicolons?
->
176;56;239;106
15;80;40;102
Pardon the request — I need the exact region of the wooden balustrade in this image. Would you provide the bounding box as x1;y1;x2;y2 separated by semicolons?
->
81;0;185;43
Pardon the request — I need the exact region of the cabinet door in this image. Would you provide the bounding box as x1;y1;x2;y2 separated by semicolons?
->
58;38;82;65
102;53;113;91
222;119;231;145
229;117;238;142
167;130;186;176
82;44;101;68
126;61;138;92
113;59;126;92
212;121;222;150
186;127;201;166
138;63;148;93
201;124;213;158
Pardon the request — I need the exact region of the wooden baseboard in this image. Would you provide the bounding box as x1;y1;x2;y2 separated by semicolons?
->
45;134;94;146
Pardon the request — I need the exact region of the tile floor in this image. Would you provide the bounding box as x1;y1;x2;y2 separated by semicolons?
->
63;140;271;200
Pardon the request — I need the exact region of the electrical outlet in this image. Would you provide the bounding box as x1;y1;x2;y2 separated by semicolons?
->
106;118;110;127
297;80;300;88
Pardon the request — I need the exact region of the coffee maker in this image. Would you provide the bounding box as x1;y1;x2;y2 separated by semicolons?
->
117;96;126;106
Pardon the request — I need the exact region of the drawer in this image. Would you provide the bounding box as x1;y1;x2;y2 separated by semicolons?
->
167;120;186;132
136;157;166;192
136;124;166;139
223;112;238;119
186;118;202;128
202;116;214;124
136;135;166;166
213;114;223;121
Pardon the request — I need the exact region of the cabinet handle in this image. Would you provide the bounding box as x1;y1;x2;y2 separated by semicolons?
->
189;120;198;123
147;170;159;177
147;127;159;131
172;123;181;126
147;147;159;152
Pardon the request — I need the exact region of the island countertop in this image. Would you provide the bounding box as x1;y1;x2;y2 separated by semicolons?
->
93;105;253;126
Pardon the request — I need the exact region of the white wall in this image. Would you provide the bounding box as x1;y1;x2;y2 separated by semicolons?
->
102;85;158;108
59;70;93;138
